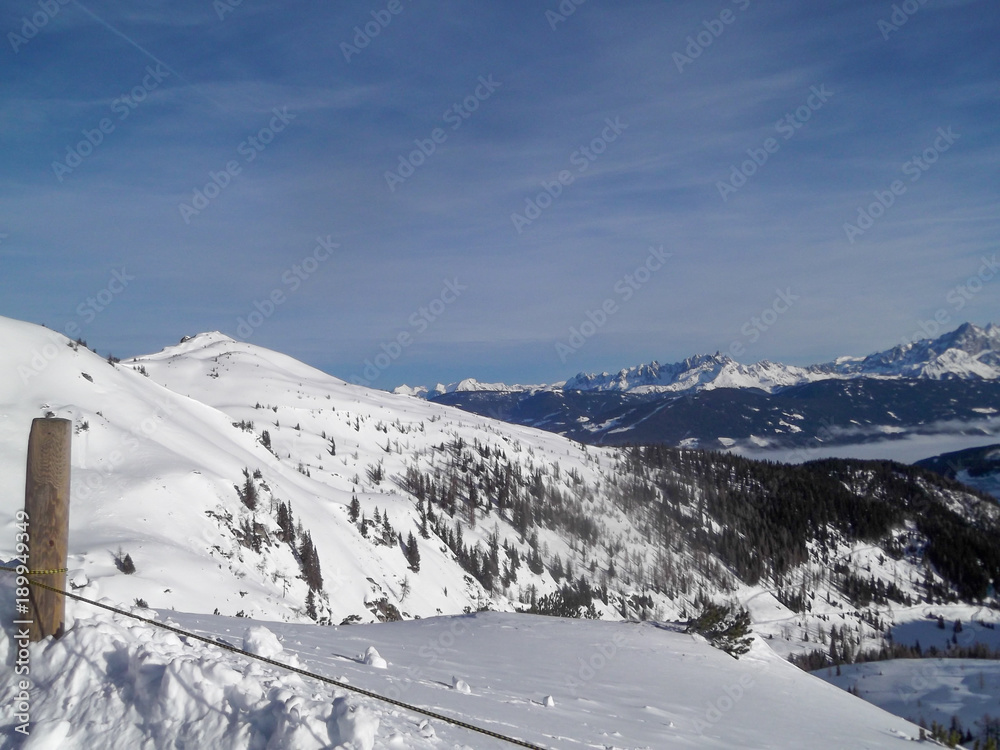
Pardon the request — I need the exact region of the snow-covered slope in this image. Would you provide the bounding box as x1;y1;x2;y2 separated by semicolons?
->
0;579;926;749
0;317;626;625
3;314;999;661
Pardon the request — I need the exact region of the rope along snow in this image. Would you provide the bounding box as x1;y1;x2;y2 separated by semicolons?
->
1;567;549;750
15;567;67;575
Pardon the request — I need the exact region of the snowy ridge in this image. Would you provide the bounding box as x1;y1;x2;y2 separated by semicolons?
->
829;321;1000;380
393;378;551;398
563;354;824;394
398;321;1000;397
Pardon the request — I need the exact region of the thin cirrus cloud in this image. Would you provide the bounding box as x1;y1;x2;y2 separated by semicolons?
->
0;0;996;388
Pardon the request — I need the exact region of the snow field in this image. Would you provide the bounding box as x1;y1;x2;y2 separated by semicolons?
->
0;581;928;749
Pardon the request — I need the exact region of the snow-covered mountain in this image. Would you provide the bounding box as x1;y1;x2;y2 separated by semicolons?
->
415;323;1000;454
563;354;823;394
398;322;1000;398
5;313;1000;747
826;321;1000;380
3;318;622;626
393;378;548;399
2;314;999;648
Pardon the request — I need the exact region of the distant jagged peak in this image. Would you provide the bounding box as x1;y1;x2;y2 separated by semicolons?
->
563;353;813;394
394;377;548;397
395;321;999;399
840;321;1000;379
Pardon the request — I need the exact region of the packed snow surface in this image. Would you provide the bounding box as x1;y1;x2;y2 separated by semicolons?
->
0;586;925;749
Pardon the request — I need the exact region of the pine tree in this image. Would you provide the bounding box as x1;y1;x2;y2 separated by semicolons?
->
327;436;336;456
419;500;430;539
276;501;295;544
686;602;753;659
381;513;394;546
550;554;564;582
299;531;323;591
117;551;136;574
348;495;360;524
405;531;421;571
238;469;258;510
305;589;317;620
467;480;478;528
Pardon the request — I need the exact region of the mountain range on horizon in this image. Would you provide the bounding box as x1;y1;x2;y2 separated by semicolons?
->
394;322;1000;454
394;321;1000;398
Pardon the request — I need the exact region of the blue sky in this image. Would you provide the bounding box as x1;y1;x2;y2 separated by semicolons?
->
2;0;998;388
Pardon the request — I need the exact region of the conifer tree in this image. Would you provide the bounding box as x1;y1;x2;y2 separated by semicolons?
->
305;589;317;620
276;501;295;544
405;531;421;571
299;531;323;591
686;602;753;659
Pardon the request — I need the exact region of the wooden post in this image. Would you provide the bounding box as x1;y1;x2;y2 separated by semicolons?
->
24;417;71;641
